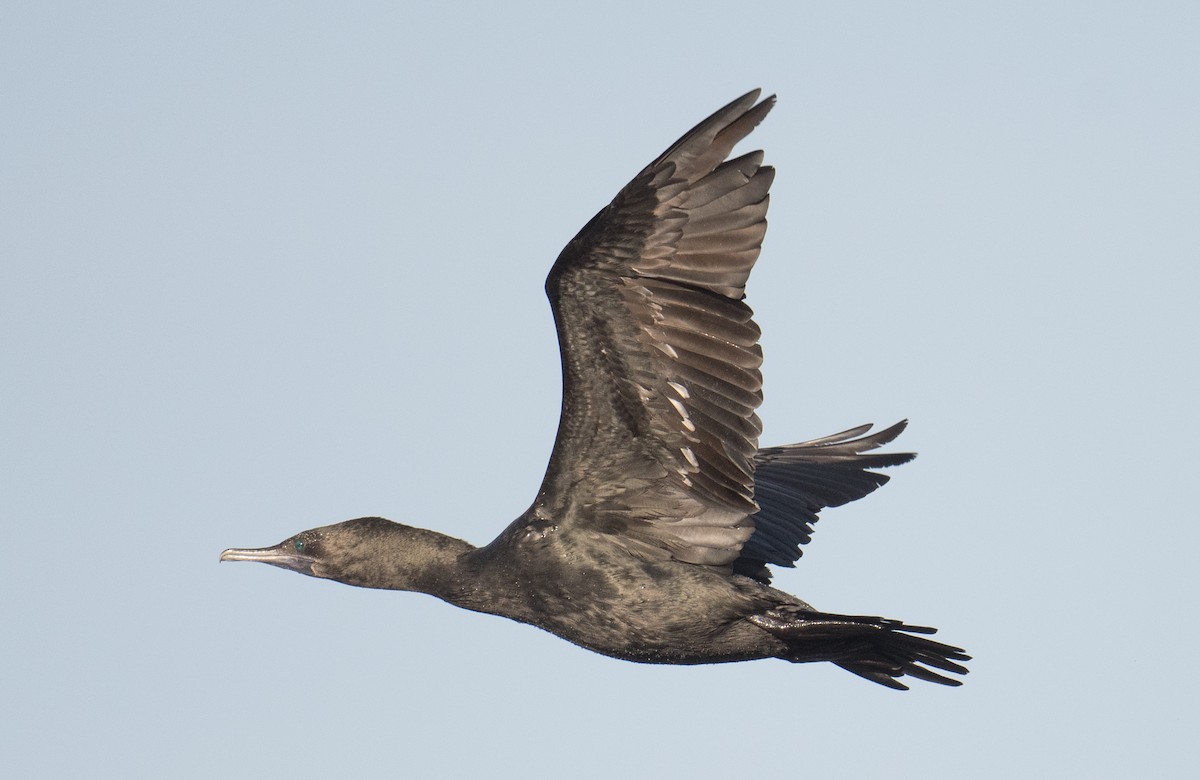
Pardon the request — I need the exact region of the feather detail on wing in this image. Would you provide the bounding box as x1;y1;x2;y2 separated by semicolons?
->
532;90;775;567
734;421;916;583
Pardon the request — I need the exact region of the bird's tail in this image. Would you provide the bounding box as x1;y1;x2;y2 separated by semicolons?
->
749;608;970;690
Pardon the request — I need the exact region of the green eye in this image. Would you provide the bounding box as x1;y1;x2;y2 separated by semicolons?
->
294;539;305;553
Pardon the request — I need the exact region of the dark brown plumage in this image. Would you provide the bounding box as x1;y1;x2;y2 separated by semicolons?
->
221;90;969;689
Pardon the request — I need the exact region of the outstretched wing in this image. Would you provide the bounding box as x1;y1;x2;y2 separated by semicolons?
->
530;90;775;567
735;421;917;583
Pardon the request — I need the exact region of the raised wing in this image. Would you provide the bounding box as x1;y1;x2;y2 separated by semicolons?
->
735;422;917;582
530;90;775;567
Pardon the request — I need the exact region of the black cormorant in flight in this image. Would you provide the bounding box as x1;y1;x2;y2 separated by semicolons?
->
222;91;968;689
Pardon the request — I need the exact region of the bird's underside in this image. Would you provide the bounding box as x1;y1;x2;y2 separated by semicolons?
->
457;422;967;690
220;89;969;690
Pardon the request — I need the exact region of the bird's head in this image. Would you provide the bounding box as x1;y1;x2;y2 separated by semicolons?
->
220;516;471;592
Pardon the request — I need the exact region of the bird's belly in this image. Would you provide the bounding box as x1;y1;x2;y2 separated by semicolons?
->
459;538;784;665
518;576;779;665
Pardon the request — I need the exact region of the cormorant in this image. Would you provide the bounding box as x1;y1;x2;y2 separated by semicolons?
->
221;90;969;689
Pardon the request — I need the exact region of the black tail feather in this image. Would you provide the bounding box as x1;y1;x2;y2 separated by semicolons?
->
749;608;970;690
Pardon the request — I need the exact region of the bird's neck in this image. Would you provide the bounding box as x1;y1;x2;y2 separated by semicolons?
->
331;524;476;602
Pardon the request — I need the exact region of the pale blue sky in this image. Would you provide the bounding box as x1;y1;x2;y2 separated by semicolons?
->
3;2;1197;777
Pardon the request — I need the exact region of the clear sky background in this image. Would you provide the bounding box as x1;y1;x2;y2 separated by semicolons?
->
3;2;1197;777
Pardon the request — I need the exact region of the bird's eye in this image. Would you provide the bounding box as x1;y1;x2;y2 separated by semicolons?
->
294;539;306;553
